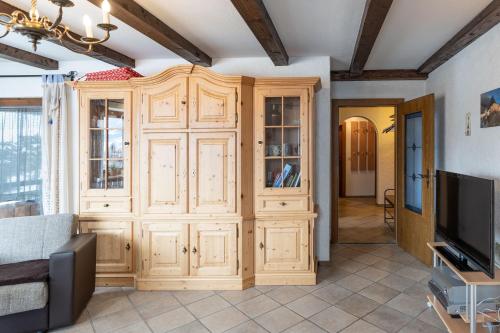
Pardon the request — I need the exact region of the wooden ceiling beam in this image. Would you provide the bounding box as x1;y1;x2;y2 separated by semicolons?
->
0;43;58;69
350;0;393;74
0;0;135;68
231;0;288;66
418;0;500;74
87;0;211;67
331;70;428;81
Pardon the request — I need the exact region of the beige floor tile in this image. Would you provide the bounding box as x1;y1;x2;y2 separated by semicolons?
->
90;288;125;305
358;283;400;304
396;267;431;282
225;320;269;333
378;275;416;292
199;307;248;333
283;320;327;333
134;294;182;320
386;293;428;317
87;296;134;319
336;260;367;273
364;306;413;333
219;288;262;305
110;321;151;333
403;283;429;300
127;291;171;307
336;274;373;292
286;294;331;318
50;321;95;333
318;267;351;283
298;278;331;292
146;307;195;333
92;308;142;333
312;283;352;304
399;319;446;333
235;294;280;318
172;291;215;305
254;285;276;293
186;295;231;318
168;321;210;333
356;266;390;282
335;294;380;318
340;319;386;333
267;285;308;304
417;308;447;330
255;307;303;333
352;253;383;265
309;306;357;333
371;259;406;273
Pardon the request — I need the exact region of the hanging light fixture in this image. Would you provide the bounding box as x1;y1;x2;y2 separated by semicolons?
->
0;0;117;52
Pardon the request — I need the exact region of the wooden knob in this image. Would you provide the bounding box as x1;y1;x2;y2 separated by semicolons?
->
259;242;264;250
182;247;187;254
192;247;197;254
103;203;109;207
125;243;130;251
280;202;287;206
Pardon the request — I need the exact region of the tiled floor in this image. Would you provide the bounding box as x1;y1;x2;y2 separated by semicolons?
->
338;197;395;244
51;244;446;333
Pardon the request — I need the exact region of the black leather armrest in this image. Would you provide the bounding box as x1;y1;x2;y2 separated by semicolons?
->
48;233;96;330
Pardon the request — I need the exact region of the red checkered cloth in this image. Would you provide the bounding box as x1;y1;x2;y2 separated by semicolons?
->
84;67;143;81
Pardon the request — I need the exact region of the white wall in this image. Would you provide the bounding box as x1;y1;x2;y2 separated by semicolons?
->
339;108;395;204
331;80;426;100
0;56;332;260
425;24;500;265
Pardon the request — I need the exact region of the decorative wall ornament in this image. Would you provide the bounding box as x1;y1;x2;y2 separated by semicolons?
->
480;88;500;128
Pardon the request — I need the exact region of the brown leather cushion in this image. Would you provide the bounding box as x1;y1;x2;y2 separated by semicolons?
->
0;260;49;286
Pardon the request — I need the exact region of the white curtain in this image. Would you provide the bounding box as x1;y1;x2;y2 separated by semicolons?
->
41;75;69;214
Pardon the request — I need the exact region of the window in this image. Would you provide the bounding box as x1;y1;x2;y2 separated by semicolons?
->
0;99;42;204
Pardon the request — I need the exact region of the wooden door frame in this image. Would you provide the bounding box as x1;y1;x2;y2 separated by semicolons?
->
331;98;404;244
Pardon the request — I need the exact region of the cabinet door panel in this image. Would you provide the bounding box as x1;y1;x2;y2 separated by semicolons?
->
190;223;237;276
141;77;188;129
80;221;133;273
142;223;189;277
255;220;309;272
189;77;237;128
189;133;236;213
141;133;188;214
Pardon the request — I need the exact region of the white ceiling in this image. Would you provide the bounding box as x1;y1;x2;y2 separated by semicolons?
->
0;0;492;70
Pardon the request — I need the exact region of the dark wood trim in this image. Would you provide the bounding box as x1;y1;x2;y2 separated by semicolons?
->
331;98;403;244
231;0;289;66
0;98;42;107
87;0;211;67
350;0;393;74
418;1;500;74
0;1;135;68
0;43;58;70
331;70;428;81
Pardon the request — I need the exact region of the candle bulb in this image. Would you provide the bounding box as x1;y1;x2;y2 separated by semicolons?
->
83;15;93;38
101;0;111;24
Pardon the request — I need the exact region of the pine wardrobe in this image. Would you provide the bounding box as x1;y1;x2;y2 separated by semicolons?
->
75;65;321;290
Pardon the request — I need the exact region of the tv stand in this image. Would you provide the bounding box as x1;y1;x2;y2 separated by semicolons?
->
435;246;478;273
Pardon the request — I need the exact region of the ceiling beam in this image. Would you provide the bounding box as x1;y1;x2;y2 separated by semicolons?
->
87;0;211;67
331;70;428;81
0;43;58;69
0;0;135;68
418;0;500;74
350;0;393;75
231;0;288;66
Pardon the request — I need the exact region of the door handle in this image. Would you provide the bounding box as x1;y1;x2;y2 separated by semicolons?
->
125;243;130;251
258;140;263;145
123;141;130;146
418;169;431;188
192;246;197;254
259;242;264;250
182;246;187;254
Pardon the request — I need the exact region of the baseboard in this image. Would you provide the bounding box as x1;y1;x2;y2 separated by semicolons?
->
136;277;253;291
255;273;316;285
96;275;135;287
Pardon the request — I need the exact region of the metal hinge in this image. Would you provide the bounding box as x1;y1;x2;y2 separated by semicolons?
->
141;260;144;270
235;112;239;124
141;93;144;104
308;179;310;190
237;259;239;271
307;89;310;102
141;114;144;124
141;228;144;238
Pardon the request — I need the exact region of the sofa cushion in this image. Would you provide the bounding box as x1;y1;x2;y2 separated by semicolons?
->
0;260;49;287
0;282;48;316
0;214;77;264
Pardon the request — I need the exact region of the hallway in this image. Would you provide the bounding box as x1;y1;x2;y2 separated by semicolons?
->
338;197;395;244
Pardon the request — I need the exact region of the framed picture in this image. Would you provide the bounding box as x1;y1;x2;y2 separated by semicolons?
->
480;87;500;128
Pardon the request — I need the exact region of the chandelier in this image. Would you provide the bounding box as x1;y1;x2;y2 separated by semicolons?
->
0;0;117;52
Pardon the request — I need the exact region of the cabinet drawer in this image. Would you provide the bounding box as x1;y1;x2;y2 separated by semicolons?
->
80;197;131;213
256;196;309;213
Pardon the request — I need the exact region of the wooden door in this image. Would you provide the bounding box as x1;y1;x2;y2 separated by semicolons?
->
189;223;238;276
141;133;188;214
189;77;237;128
189;132;236;214
142;223;189;277
140;77;188;129
80;221;133;273
397;94;435;265
255;220;309;272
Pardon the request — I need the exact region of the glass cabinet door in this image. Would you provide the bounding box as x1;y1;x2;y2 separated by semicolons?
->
87;97;129;194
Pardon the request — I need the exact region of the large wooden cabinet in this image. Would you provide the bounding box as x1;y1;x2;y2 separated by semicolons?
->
76;65;320;290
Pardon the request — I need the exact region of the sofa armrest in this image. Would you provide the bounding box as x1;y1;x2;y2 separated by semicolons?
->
48;233;96;329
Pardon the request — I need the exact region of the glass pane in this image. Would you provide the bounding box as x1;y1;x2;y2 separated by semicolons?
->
405;112;423;214
108;99;124;129
90;130;106;159
284;97;300;126
265;159;282;188
107;160;124;189
108;129;123;159
284;128;300;157
89;160;106;189
265;128;282;157
265;97;282;126
283;159;301;188
90;99;106;128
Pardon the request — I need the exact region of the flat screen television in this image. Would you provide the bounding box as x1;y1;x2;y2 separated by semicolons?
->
436;170;495;278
